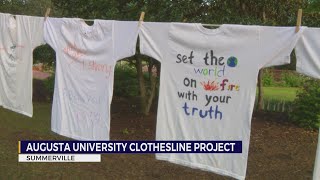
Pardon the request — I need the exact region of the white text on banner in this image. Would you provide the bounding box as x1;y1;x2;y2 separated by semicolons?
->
18;154;101;162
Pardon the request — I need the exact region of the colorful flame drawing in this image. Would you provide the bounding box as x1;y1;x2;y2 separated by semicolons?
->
200;81;220;91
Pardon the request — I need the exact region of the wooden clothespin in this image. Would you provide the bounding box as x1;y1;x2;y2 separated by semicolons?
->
295;9;302;33
44;8;51;21
139;12;145;27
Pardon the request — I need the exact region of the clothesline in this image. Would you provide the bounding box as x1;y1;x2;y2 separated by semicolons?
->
43;8;303;31
201;24;221;27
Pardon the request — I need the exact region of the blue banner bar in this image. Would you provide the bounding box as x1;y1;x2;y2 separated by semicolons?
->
19;141;242;154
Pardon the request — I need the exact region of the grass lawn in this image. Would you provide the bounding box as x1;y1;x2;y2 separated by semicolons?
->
0;91;316;179
0;103;52;135
0;103;82;179
259;87;299;102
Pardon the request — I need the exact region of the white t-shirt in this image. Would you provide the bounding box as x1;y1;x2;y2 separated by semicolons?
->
44;18;138;140
295;28;320;180
139;22;305;180
295;28;320;79
0;13;45;117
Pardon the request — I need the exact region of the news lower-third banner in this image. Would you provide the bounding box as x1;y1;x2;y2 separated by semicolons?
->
19;141;242;154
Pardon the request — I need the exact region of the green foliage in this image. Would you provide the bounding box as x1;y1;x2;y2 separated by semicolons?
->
0;0;51;16
43;73;55;101
114;62;139;97
262;69;309;87
262;69;275;86
262;87;298;102
305;0;320;13
33;45;56;67
256;99;293;112
280;72;308;87
50;0;313;25
289;79;320;129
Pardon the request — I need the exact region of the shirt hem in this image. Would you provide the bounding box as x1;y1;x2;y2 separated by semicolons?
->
51;128;108;141
295;53;303;74
0;105;32;117
156;155;245;180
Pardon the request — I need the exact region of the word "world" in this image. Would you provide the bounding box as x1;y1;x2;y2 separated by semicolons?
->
194;66;225;77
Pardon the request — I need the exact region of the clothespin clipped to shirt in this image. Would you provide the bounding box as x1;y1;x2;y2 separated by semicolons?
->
44;8;51;21
295;9;302;33
139;12;145;27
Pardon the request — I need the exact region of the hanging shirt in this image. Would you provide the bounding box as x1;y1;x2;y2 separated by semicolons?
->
0;13;45;117
139;22;305;180
44;18;138;140
295;28;320;180
295;28;320;79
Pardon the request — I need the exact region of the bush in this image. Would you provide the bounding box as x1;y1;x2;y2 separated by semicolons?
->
33;45;56;65
280;72;307;87
289;79;320;129
114;63;139;97
262;69;309;88
262;69;275;87
43;73;55;101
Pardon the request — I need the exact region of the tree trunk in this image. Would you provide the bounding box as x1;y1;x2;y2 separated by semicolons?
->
134;55;158;116
262;9;267;22
256;9;267;111
143;72;157;115
134;54;147;114
257;69;264;110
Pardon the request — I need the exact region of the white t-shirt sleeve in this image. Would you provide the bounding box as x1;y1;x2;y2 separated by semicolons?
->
295;28;320;79
18;15;45;49
44;18;62;51
258;26;305;68
113;21;139;61
139;22;170;62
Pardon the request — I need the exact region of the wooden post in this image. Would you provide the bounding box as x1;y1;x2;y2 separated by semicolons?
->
44;8;51;21
295;9;302;33
139;12;145;27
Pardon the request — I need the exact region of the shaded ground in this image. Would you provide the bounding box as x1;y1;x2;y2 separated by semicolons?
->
0;97;318;179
